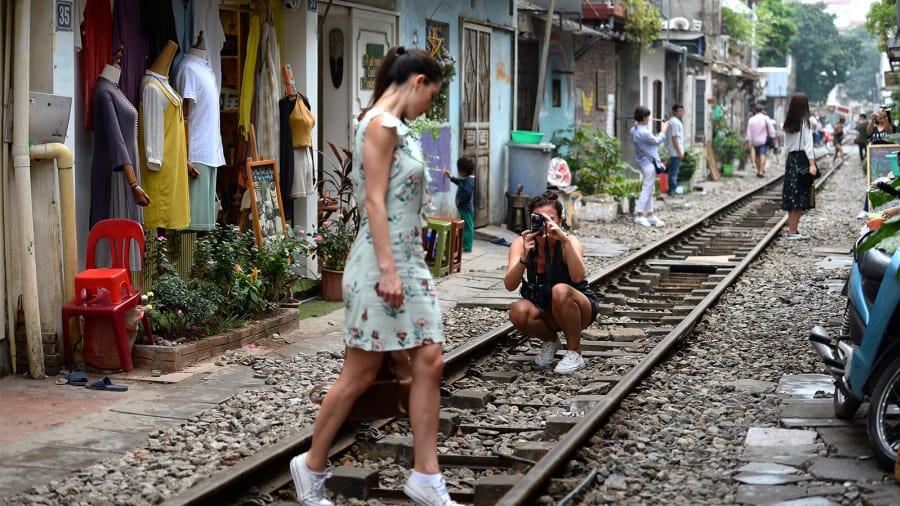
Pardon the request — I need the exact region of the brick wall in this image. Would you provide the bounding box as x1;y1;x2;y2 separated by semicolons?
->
575;40;618;134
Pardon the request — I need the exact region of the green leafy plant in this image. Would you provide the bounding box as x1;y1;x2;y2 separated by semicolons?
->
713;133;745;167
313;219;356;271
255;232;315;302
755;0;797;66
552;125;628;195
604;176;644;198
679;149;699;183
722;7;753;45
410;115;450;140
865;0;897;52
858;215;900;256
622;0;662;49
428;41;456;121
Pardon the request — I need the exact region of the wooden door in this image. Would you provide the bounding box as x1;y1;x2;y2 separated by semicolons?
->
461;23;491;227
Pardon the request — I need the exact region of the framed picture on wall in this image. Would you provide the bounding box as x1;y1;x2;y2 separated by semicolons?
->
246;159;288;246
595;69;608;110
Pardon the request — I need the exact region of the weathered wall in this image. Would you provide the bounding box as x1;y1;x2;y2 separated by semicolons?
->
575;39;618;135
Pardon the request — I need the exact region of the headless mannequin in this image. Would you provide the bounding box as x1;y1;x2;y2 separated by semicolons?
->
183;32;207;180
106;47;151;206
148;40;197;179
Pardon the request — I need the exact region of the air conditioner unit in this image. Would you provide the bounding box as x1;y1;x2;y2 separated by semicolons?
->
692;19;703;32
670;17;690;30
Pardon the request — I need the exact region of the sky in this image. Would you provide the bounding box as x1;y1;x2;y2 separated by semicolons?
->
798;0;878;29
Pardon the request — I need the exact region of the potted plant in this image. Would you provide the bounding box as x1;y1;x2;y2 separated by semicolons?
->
316;142;360;301
314;220;356;301
678;149;699;191
552;126;628;196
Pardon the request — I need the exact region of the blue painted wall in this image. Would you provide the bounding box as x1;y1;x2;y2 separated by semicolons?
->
538;31;576;143
398;0;515;224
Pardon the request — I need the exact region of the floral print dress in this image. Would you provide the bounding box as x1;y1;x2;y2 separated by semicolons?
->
342;108;444;351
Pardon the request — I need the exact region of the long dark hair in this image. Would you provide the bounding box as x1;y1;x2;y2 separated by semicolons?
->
367;46;441;111
783;93;810;133
528;191;564;218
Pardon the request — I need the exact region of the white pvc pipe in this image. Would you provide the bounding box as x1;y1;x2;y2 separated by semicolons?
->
0;0;10;372
30;143;76;303
12;0;44;378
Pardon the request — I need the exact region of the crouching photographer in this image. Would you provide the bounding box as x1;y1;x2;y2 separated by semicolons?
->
503;192;600;375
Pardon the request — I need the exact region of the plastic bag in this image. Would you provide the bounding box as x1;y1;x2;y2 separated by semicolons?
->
548;158;572;187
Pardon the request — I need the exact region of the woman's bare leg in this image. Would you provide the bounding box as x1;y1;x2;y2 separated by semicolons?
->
787;210;802;234
306;348;384;471
509;299;557;343
549;284;593;354
406;343;444;474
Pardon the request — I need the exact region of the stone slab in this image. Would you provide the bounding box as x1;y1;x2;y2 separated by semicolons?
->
769;498;841;506
726;379;776;394
776;374;835;399
109;400;214;420
737;462;803;475
816;427;873;458
735;485;844;506
860;483;900;506
781;418;864;429
6;445;120;470
807;457;888;482
474;474;523;506
814;256;853;269
733;472;811;485
739;446;819;467
780;399;838;419
745;427;818;447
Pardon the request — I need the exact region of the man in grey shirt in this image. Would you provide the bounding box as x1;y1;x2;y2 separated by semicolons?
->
664;104;686;195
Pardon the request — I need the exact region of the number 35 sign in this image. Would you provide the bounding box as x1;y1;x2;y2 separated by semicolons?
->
56;0;73;31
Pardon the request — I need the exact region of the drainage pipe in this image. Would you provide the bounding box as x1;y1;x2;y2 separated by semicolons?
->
30;143;76;303
1;0;12;372
12;0;44;378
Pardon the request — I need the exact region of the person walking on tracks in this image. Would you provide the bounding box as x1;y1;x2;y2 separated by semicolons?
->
630;106;668;227
781;92;818;240
746;105;776;177
504;192;600;375
289;46;461;506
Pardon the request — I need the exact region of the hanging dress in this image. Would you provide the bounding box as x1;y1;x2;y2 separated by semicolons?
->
139;71;191;230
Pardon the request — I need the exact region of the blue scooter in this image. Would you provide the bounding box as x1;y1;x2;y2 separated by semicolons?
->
810;227;900;468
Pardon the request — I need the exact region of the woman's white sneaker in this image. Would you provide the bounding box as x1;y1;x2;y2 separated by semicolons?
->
647;215;665;227
554;351;586;374
404;475;462;506
634;216;651;227
289;453;333;506
534;341;560;367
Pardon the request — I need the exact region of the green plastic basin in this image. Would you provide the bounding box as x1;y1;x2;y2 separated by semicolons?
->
511;130;543;144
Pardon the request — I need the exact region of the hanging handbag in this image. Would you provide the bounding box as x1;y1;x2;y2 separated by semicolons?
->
310;352;413;421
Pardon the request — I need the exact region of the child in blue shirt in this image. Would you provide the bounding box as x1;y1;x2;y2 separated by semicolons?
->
444;157;475;252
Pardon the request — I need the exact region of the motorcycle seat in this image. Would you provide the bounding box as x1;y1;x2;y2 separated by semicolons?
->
858;248;891;282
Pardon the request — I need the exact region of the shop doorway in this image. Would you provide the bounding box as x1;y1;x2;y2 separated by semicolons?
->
318;6;396;194
461;23;491;228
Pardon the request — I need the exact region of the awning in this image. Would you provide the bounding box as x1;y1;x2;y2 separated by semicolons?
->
660;30;704;42
517;0;603;37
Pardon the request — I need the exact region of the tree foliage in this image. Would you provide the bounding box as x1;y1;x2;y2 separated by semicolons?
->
788;3;850;103
865;0;897;52
755;0;797;67
722;7;752;45
843;26;882;102
621;0;662;49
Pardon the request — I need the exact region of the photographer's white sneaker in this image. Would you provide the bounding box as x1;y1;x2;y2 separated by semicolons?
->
647;215;665;227
535;341;560;367
554;351;586;375
634;216;651;227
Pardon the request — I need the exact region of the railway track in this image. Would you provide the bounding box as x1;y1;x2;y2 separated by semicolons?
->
164;158;843;506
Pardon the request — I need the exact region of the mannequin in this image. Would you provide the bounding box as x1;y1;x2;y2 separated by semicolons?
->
139;40;191;230
89;46;150;230
177;31;226;232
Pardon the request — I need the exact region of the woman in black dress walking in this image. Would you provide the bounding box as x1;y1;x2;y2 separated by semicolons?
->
781;93;818;240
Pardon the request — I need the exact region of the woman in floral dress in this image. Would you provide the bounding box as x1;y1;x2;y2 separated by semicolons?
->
289;47;459;506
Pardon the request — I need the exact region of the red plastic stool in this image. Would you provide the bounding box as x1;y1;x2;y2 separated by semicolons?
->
74;268;131;304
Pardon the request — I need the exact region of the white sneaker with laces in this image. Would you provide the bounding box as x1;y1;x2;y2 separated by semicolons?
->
534;341;560;367
554;350;586;375
404;475;462;506
785;231;810;240
647;215;665;227
289;453;334;506
634;216;651;227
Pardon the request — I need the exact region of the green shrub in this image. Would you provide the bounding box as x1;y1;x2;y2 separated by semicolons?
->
679;149;699;182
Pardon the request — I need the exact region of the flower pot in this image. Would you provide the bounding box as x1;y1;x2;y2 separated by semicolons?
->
320;268;344;302
722;164;733;177
280;297;301;309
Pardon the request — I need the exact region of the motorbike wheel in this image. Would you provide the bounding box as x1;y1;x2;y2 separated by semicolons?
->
866;357;900;469
834;380;862;420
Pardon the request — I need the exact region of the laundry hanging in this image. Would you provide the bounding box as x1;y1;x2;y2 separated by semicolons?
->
80;0;112;129
238;13;262;139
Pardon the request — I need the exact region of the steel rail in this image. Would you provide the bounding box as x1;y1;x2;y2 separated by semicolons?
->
166;162;830;506
498;158;844;505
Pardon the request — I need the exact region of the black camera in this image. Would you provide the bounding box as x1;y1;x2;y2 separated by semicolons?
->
530;213;545;232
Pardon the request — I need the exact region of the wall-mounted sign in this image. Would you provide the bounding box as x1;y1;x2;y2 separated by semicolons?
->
56;0;73;31
308;0;318;12
361;43;384;90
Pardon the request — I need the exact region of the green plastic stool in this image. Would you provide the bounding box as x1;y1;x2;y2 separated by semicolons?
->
424;218;451;278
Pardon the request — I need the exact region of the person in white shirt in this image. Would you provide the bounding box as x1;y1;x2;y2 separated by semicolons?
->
664;104;686;194
746;105;777;177
781;93;818;240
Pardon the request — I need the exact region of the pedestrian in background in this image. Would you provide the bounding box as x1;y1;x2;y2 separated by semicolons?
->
444;157;475;252
855;113;868;161
746;104;776;178
867;109;893;145
630;106;668;228
832;116;846;163
781;92;818;240
289;46;461;506
665;104;685;195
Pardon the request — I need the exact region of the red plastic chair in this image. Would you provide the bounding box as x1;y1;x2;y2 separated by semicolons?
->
62;219;153;372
